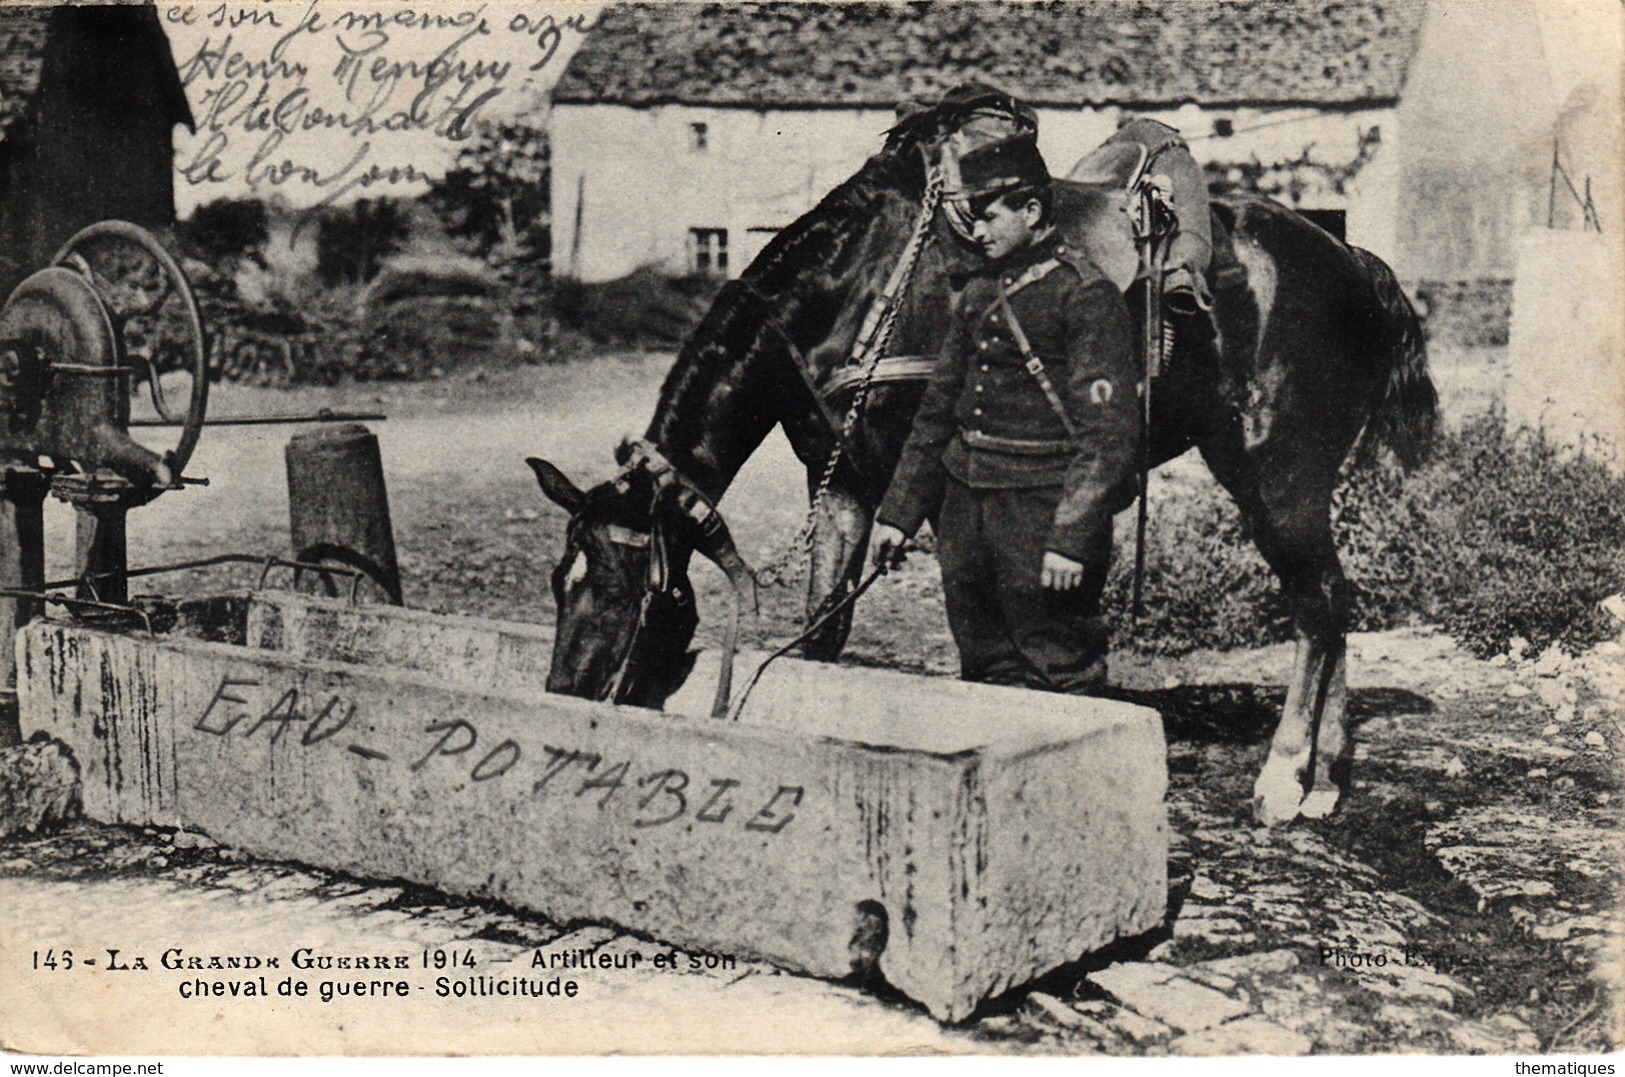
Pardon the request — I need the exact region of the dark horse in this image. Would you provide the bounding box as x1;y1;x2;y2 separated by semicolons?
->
528;102;1437;825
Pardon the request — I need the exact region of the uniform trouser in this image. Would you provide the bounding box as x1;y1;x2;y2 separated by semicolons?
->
937;476;1112;693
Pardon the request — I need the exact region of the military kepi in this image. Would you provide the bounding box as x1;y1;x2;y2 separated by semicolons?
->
957;133;1050;198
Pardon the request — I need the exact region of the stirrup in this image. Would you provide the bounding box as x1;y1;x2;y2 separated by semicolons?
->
1164;267;1211;314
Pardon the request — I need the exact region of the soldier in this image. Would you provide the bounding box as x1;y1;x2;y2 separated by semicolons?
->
871;133;1140;693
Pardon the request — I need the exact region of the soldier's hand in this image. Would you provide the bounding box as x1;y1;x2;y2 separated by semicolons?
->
871;524;910;571
1041;551;1085;591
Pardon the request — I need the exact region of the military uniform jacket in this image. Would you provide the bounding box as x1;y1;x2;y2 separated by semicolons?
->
876;233;1140;561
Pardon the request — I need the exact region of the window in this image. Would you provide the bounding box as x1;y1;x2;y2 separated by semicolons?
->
1212;117;1234;138
689;122;709;152
688;228;728;276
741;226;781;266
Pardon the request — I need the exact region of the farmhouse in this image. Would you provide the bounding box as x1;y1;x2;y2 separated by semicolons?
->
549;1;1571;323
0;3;194;297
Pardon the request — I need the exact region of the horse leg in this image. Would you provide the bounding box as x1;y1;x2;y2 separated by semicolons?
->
1300;640;1351;818
1252;524;1351;824
800;482;871;661
1200;438;1351;824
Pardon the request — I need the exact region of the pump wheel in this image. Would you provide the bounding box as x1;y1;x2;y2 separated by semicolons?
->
53;221;209;478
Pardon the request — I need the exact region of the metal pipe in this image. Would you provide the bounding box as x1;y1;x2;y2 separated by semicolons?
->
42;551;368;592
75;504;129;605
129;410;388;427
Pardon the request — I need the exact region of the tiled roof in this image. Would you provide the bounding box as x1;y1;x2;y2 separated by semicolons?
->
555;0;1429;108
0;3;192;138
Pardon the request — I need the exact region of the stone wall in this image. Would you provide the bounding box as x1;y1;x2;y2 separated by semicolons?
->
1413;278;1515;348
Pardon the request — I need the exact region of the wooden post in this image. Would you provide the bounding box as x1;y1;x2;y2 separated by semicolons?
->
285;424;403;604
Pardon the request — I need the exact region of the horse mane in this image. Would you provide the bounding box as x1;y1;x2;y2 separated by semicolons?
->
643;115;934;486
735;123;928;300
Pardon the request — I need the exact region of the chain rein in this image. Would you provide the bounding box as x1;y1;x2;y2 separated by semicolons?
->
756;164;946;587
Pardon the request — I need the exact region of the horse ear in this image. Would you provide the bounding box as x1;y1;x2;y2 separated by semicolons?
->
527;458;585;513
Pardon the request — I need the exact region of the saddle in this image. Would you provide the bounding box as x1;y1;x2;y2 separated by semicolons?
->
1055;144;1243;300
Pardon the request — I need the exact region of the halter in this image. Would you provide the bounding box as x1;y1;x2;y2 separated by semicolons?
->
598;500;685;709
569;438;756;719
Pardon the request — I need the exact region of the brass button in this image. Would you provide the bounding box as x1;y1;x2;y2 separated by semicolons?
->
975;384;984;392
972;407;983;416
980;364;989;372
979;341;989;351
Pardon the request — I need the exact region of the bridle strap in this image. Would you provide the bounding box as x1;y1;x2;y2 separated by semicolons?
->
615;438;756;719
603;588;654;708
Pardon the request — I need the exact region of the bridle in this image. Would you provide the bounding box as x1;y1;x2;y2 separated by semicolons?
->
557;438;756;719
555;113;1014;715
597;508;685;707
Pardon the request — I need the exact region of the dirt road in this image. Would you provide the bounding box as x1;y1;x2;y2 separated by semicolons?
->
5;352;1620;1054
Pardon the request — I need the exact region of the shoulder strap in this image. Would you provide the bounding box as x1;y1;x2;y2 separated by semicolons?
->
974;256;1062;324
1005;256;1062;299
995;287;1080;441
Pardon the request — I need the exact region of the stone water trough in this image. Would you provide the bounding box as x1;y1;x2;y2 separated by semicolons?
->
17;591;1167;1021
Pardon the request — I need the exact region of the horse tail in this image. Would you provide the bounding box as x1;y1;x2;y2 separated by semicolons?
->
1349;245;1438;470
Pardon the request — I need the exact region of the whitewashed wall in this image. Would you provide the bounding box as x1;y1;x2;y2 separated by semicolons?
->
551;105;897;281
551;102;1399;282
1506;230;1625;468
1118;103;1400;258
1392;0;1559;281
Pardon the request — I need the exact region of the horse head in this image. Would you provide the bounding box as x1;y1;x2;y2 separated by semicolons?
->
528;440;756;709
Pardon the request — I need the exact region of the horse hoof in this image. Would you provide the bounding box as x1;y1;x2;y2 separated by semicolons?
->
1299;788;1341;819
1252;793;1302;826
1252;764;1306;826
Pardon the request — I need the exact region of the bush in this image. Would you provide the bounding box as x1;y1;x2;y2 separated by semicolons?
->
1402;415;1625;656
1109;414;1625;658
315;199;411;286
1105;485;1289;655
177;198;268;265
552;268;722;346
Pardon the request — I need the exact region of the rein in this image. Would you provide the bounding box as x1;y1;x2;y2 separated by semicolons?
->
727;562;888;723
752;160;946;587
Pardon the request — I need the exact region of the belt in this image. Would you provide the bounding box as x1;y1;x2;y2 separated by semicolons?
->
959;429;1077;456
